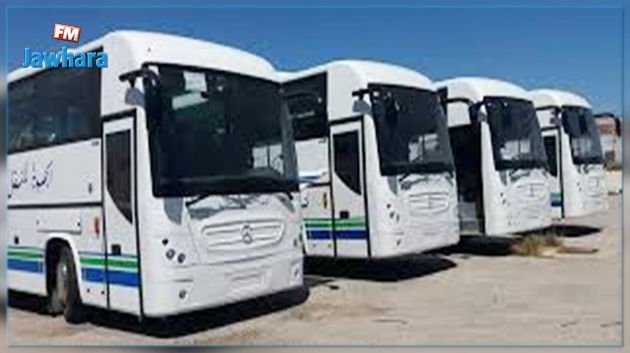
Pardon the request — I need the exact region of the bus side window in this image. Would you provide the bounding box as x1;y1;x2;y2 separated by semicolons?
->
9;115;35;152
543;136;558;177
106;131;133;223
33;115;65;145
284;73;328;141
8;66;101;153
333;131;361;195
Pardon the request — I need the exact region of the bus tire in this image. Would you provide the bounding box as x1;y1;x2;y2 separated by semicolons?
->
50;246;85;324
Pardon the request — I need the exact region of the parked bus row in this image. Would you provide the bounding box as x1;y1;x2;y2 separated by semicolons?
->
7;31;608;323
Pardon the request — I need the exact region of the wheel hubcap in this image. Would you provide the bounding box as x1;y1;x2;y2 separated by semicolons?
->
57;262;69;306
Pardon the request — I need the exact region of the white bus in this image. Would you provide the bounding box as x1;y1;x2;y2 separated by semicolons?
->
530;89;608;219
8;31;303;323
281;60;460;259
436;78;552;236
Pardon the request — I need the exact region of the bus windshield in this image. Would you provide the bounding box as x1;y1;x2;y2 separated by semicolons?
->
561;106;604;165
146;64;298;197
369;84;454;175
484;97;547;170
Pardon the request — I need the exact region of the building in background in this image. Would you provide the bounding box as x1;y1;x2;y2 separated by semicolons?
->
594;113;622;194
594;113;622;169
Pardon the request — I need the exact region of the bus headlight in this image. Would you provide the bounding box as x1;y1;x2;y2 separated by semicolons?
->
166;249;176;260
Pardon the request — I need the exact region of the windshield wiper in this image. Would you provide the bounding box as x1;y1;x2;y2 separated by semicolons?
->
185;190;218;208
398;173;413;183
398;155;424;182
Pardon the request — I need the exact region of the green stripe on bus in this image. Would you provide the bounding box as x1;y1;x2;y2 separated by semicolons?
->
305;217;366;229
80;257;138;270
304;221;332;228
80;253;138;261
8;250;44;259
336;220;366;228
306;216;365;221
6;247;137;270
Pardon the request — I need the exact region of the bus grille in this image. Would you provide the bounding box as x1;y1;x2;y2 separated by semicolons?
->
407;191;450;214
585;176;606;197
515;182;547;201
201;220;284;251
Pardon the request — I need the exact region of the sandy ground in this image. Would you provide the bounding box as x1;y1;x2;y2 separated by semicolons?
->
7;195;622;346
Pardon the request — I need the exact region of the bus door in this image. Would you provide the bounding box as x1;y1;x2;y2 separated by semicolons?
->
102;112;142;315
300;138;336;257
542;127;563;219
330;119;369;257
449;124;484;234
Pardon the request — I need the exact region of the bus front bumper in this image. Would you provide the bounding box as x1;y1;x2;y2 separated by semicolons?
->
141;249;303;318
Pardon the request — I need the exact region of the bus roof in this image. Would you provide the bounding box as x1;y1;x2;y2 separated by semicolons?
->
280;60;435;91
529;89;592;109
435;77;530;102
9;30;277;83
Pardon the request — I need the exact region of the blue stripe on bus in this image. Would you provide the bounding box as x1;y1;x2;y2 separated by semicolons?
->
299;175;320;182
307;229;333;240
306;229;367;240
83;268;139;288
8;259;43;273
335;229;367;240
8;250;138;287
79;251;138;259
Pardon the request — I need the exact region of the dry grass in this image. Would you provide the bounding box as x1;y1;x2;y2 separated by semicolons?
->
511;232;563;257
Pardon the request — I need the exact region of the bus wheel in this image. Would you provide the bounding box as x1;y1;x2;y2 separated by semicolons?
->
50;246;85;324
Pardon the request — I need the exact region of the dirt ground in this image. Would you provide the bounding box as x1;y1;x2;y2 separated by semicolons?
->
7;195;622;346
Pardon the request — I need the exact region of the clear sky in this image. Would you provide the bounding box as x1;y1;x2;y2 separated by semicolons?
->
5;3;624;115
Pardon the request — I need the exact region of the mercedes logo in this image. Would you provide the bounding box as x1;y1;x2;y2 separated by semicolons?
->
242;225;254;245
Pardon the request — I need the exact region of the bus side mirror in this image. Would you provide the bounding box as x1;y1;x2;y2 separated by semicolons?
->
550;117;561;126
550;107;562;126
469;102;483;124
351;88;372;100
119;68;163;131
437;88;448;113
119;67;160;88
